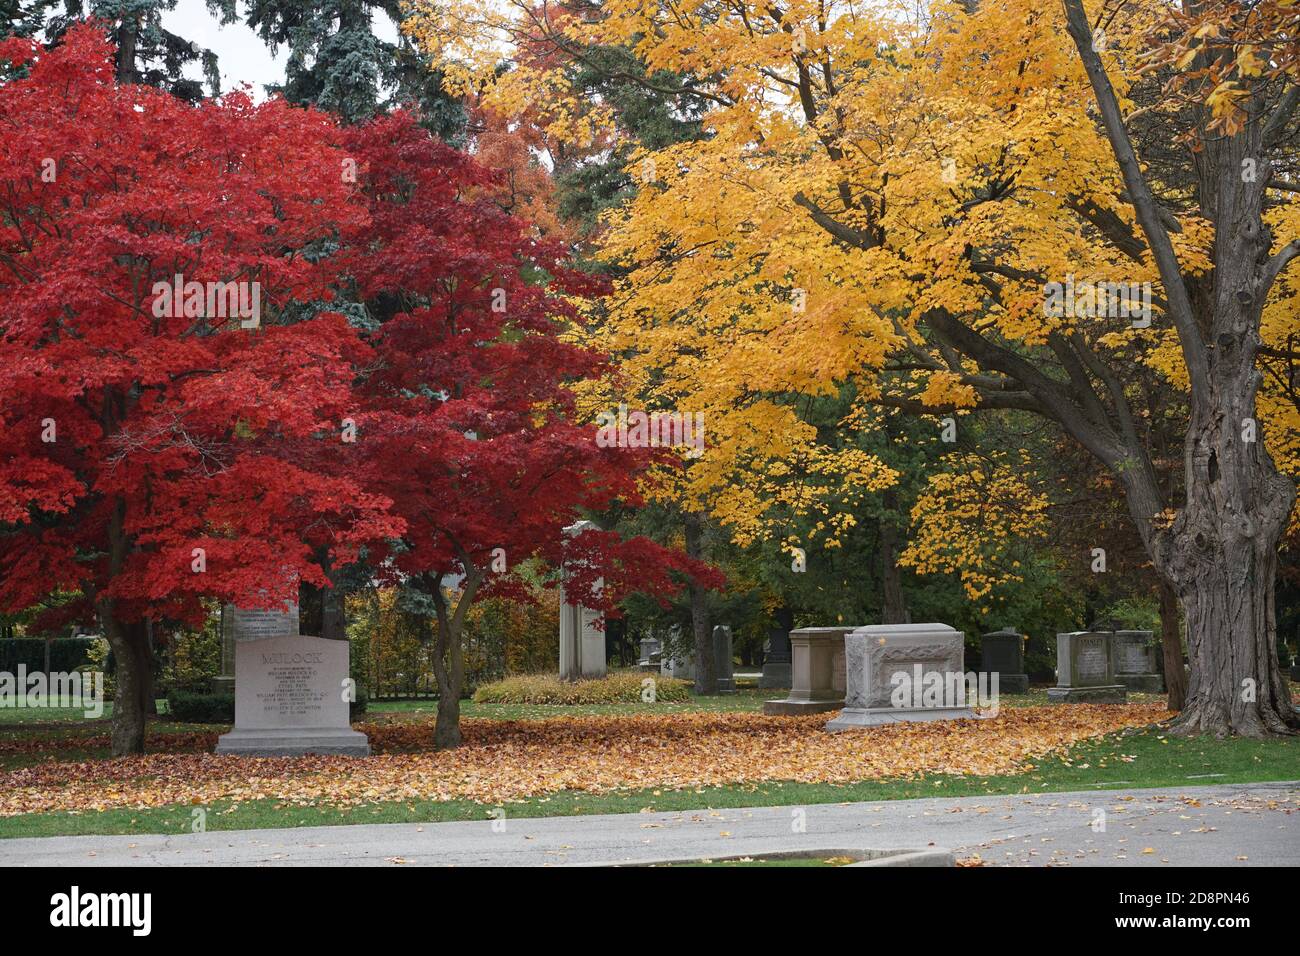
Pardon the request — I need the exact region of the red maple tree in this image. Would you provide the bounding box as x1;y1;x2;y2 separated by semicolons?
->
0;26;400;754
0;27;717;755
341;113;717;747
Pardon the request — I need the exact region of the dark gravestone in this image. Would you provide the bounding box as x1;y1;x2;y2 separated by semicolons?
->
980;628;1028;694
713;625;736;694
760;625;792;689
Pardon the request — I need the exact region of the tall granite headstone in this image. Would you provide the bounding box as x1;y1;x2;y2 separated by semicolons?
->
826;623;980;730
980;628;1028;694
559;520;607;680
759;624;793;689
1111;630;1164;693
713;625;736;694
215;601;370;756
1046;631;1127;704
764;625;854;715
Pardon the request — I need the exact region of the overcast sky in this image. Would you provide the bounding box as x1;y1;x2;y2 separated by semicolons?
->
163;0;401;97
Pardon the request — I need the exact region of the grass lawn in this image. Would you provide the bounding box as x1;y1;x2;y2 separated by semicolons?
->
0;720;1293;840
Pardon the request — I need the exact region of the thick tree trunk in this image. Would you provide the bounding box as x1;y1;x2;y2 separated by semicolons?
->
1156;578;1187;712
101;611;146;756
1057;0;1298;738
684;513;716;695
1164;512;1294;737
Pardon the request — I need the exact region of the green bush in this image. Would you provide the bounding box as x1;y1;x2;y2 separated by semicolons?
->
166;688;368;723
473;670;691;705
0;637;96;674
165;689;234;723
162;616;222;693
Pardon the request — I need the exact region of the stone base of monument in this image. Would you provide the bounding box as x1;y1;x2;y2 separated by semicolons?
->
826;705;979;730
763;698;843;715
1291;663;1300;682
1046;685;1127;704
1116;673;1164;693
764;626;853;715
824;623;987;731
215;726;371;756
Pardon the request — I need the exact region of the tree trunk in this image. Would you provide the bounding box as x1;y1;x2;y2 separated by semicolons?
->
879;491;910;624
1164;510;1294;737
684;512;716;695
1056;0;1297;738
429;568;482;749
101;610;146;756
114;19;138;85
1156;578;1187;712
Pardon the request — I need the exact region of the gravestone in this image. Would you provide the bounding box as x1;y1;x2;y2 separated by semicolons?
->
638;636;662;673
980;628;1028;694
1046;632;1127;704
209;605;242;694
764;626;853;715
713;625;736;694
215;601;370;756
559;520;607;680
759;624;792;689
826;623;980;730
1111;630;1164;693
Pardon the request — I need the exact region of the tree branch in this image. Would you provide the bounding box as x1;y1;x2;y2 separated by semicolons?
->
1061;0;1209;399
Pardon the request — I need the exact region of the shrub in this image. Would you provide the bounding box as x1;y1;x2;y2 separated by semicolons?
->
473;670;691;705
165;689;234;723
161;615;222;693
0;636;96;674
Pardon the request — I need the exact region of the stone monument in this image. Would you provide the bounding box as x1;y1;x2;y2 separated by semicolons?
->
764;625;852;715
1111;630;1164;693
759;623;792;689
215;600;370;756
980;628;1029;694
826;623;980;730
713;625;736;694
637;635;662;673
559;520;607;680
1047;631;1127;704
209;605;239;695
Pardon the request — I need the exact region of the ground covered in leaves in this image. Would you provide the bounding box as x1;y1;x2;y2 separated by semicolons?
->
0;704;1168;816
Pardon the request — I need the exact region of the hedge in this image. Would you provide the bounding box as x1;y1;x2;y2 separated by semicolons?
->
0;637;96;674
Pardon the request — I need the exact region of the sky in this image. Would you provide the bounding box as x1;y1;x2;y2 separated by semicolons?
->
162;0;400;96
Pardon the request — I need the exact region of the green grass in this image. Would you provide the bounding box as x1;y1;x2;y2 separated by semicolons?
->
0;725;1293;840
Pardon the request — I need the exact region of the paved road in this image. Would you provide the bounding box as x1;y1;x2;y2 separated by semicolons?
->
2;781;1295;866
